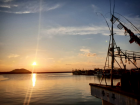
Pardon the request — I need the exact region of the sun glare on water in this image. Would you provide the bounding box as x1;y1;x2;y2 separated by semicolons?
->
32;73;36;87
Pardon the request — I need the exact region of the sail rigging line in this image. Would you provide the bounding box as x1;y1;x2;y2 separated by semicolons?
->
100;35;111;85
112;36;139;69
111;37;124;69
104;35;111;70
109;0;112;18
120;50;139;69
114;58;122;69
121;49;140;53
96;12;111;33
112;15;140;46
114;12;140;35
110;14;114;87
112;36;137;69
113;0;116;15
120;57;125;69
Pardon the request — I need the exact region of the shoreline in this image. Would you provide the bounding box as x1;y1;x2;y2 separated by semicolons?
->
0;71;72;74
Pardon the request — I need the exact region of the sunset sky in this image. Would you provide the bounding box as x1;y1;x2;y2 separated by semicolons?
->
0;0;140;72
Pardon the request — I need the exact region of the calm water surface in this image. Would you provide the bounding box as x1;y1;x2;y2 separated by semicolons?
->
0;73;119;105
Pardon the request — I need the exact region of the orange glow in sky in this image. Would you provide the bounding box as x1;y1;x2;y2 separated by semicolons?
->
0;0;139;72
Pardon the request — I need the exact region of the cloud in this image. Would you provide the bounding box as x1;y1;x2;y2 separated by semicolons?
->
8;54;20;58
14;11;31;14
0;0;62;14
87;53;96;57
0;5;11;8
79;53;97;57
91;4;99;13
80;49;90;53
46;4;60;11
41;15;140;37
41;25;115;37
3;0;12;2
79;48;97;57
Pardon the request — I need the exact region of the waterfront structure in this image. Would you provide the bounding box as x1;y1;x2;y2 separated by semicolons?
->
72;69;101;75
89;1;140;105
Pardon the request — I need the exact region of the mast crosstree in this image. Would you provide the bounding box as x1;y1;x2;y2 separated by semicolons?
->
102;15;140;86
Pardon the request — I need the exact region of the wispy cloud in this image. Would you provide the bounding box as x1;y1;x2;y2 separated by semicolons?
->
79;48;96;57
80;49;90;53
3;0;13;2
41;15;140;37
14;11;31;14
0;0;62;14
79;53;96;57
0;5;10;8
46;4;60;11
91;4;99;13
8;54;20;58
41;25;124;37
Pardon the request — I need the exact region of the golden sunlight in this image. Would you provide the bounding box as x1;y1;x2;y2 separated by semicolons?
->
32;73;36;87
32;62;36;65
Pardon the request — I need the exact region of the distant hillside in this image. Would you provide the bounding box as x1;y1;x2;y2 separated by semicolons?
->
10;68;31;73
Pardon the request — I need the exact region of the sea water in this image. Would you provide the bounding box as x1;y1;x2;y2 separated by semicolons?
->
0;73;119;105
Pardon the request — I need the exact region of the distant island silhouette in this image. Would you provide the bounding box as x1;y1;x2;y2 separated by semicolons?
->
0;68;71;74
0;68;32;74
10;68;32;73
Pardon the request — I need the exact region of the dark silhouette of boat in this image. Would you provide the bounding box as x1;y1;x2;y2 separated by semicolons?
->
89;1;140;104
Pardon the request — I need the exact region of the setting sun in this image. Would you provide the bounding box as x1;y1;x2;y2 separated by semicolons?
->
32;62;37;65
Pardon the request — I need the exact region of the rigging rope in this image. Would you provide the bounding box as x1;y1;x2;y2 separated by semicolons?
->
114;12;140;35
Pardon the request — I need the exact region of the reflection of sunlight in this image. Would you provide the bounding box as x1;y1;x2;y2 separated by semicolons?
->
32;73;36;87
0;75;8;81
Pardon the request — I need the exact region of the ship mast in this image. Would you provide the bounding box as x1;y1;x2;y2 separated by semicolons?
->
111;15;114;87
111;0;116;87
111;0;115;87
101;0;140;87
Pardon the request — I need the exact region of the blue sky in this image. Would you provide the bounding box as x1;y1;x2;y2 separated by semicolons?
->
0;0;140;72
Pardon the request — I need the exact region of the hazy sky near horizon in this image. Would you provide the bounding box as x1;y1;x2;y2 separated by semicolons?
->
0;0;140;72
